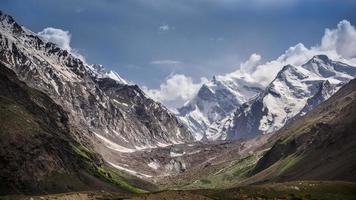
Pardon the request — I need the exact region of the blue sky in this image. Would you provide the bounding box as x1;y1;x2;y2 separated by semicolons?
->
1;0;356;108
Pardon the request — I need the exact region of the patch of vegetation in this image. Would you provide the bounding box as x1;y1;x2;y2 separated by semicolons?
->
70;144;148;194
71;144;93;160
94;165;147;193
278;154;304;175
182;154;261;189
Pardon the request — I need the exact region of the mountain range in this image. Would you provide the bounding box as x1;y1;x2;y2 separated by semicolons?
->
0;11;356;199
178;55;356;141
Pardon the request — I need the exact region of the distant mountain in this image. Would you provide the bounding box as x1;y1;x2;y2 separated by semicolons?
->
177;72;263;140
225;55;356;139
0;10;194;189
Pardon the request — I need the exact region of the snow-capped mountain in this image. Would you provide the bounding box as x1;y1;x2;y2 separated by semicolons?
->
225;55;356;139
177;72;263;140
0;11;193;163
89;64;127;84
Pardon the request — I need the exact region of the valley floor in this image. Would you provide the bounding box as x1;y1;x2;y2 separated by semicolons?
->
2;181;356;200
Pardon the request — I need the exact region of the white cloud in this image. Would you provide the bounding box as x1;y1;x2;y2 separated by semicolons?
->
159;24;170;31
38;27;85;61
150;60;182;65
143;74;208;109
239;53;261;74
38;27;71;51
159;24;175;32
320;20;356;59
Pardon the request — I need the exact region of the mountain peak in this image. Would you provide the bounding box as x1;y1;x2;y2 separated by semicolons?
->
307;55;331;66
0;10;14;23
0;11;24;35
197;84;215;100
274;64;307;81
302;55;339;78
280;64;295;72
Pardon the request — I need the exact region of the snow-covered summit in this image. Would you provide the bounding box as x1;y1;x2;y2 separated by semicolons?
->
89;64;127;84
178;54;356;141
226;55;356;139
177;69;263;140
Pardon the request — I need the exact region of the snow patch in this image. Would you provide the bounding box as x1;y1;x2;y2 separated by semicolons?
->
170;151;185;157
108;161;152;178
93;132;136;153
147;161;160;170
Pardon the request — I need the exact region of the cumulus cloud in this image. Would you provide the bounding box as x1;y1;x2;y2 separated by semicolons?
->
150;60;182;65
38;28;71;50
239;53;262;74
38;27;85;61
320;20;356;59
143;74;208;109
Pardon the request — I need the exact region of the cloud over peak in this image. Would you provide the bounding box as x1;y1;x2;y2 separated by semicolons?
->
38;27;85;61
320;20;356;59
143;74;208;109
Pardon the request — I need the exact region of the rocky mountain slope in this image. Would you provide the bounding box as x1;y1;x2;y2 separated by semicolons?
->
0;11;194;179
223;55;356;139
246;77;356;183
0;63;157;195
178;72;263;140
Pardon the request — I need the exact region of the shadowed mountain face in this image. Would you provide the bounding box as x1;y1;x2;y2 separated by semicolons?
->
0;63;81;194
0;64;158;195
